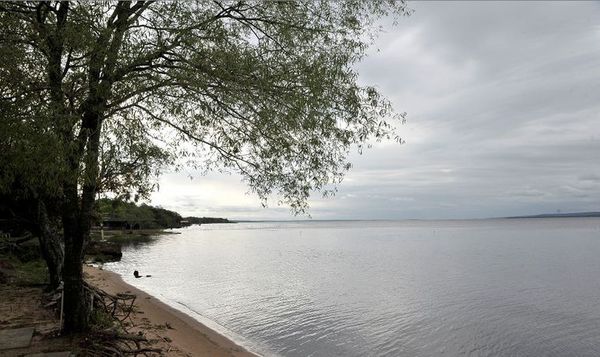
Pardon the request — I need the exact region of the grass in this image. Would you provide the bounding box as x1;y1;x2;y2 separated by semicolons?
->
90;309;116;330
0;252;48;286
15;259;48;285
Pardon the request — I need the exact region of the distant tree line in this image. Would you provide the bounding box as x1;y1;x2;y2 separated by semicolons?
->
182;216;231;225
96;198;231;229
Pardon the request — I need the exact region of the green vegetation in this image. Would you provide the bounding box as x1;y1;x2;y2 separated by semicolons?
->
0;240;48;286
15;259;48;286
183;217;232;225
1;1;408;332
89;310;115;331
96;198;183;229
95;198;232;230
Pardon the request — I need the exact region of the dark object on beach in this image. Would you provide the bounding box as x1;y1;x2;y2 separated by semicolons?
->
86;241;122;261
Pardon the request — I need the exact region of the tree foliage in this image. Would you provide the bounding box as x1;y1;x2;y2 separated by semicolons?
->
96;198;183;229
0;0;409;332
2;0;409;211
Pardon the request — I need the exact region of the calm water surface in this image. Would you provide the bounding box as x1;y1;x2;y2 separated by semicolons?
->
106;218;600;356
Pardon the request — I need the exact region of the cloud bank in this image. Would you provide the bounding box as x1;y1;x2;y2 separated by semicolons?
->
150;1;600;220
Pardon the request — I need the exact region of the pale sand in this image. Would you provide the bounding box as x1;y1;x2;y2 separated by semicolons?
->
84;266;258;357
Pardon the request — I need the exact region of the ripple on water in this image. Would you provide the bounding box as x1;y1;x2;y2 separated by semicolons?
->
105;219;600;357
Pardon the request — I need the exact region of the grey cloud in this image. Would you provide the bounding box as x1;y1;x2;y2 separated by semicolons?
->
579;174;600;182
150;1;600;220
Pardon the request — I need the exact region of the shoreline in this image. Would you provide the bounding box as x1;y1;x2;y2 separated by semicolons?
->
84;265;258;357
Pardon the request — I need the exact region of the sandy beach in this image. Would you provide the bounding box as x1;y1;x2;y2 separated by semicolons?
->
84;265;257;357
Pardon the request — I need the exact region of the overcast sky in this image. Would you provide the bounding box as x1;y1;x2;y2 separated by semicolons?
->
149;1;600;220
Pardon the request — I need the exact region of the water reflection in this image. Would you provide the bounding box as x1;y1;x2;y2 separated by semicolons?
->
106;218;600;356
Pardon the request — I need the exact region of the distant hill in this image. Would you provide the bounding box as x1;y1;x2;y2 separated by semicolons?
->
506;212;600;219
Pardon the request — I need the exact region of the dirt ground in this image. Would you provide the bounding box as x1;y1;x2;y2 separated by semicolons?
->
0;263;255;356
0;284;76;356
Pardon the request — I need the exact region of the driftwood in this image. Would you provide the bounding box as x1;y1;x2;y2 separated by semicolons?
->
8;232;35;244
82;343;162;357
121;348;163;354
83;280;137;323
95;330;148;342
81;280;162;357
0;232;35;252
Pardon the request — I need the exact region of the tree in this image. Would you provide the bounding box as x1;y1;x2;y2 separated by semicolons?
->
0;28;65;289
0;1;409;332
0;4;169;290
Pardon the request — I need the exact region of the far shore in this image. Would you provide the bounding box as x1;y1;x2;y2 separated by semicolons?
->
84;265;258;357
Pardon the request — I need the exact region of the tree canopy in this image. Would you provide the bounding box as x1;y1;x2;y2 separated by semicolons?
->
0;0;409;332
2;0;408;211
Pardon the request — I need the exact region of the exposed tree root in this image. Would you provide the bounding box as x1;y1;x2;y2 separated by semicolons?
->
80;280;163;356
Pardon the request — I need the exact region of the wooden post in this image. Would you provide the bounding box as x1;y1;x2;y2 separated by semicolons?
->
59;284;64;332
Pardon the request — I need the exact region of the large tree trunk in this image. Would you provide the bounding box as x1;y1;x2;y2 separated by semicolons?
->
36;199;64;290
61;182;89;332
62;235;88;332
61;103;104;333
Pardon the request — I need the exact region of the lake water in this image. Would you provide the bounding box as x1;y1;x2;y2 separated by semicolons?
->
105;218;600;356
